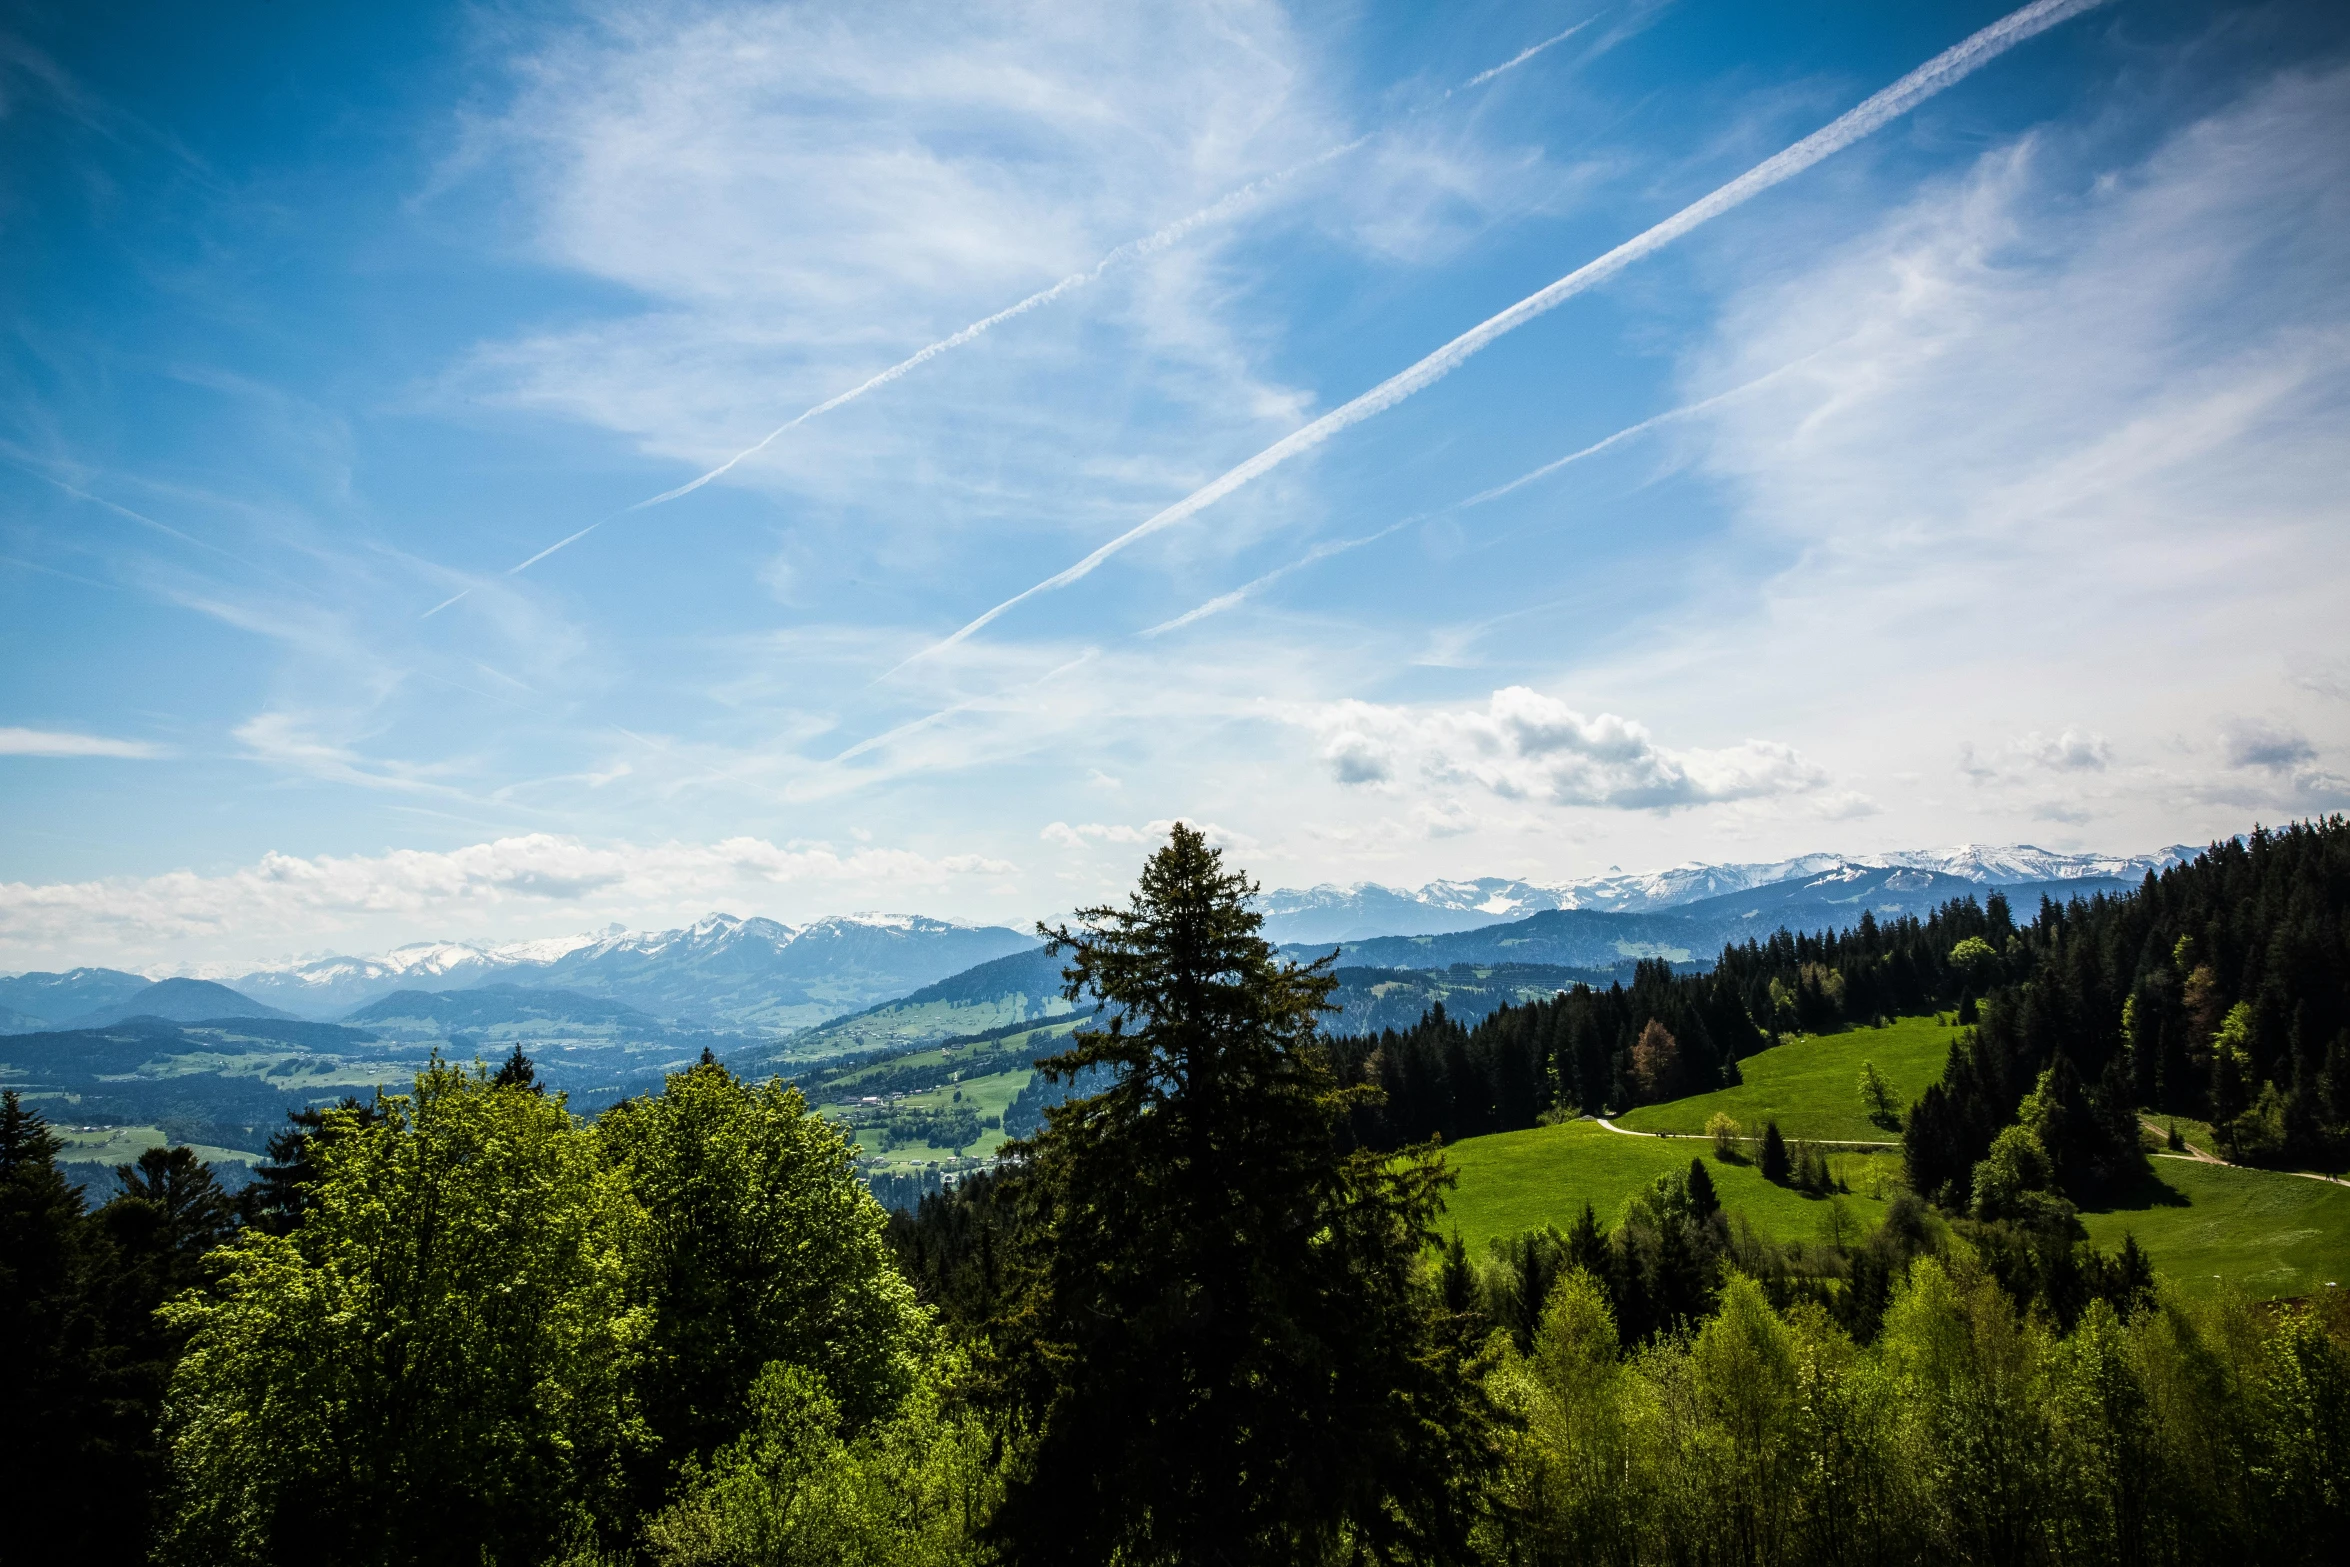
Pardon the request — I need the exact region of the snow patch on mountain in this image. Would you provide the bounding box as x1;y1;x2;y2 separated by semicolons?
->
1252;844;2191;944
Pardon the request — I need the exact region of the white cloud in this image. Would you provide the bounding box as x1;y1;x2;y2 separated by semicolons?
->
1961;727;2112;780
2221;718;2317;773
1040;818;1259;853
1299;687;1830;811
1596;63;2350;850
0;726;166;759
0;833;1018;970
452;0;1365;547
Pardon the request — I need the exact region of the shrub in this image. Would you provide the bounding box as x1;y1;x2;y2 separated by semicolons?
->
1707;1110;1741;1162
1859;1060;1900;1130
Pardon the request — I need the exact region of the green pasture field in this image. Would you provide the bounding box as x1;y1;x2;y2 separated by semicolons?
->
1444;1110;2350;1300
2080;1157;2350;1300
1616;1014;1960;1145
52;1123;259;1176
840;1061;1036;1170
1437;1118;1898;1258
2136;1110;2230;1163
820;1019;1076;1091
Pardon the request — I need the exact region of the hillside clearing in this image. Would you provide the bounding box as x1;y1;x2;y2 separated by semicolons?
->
2079;1157;2350;1299
1437;1118;1897;1257
1617;1014;1959;1144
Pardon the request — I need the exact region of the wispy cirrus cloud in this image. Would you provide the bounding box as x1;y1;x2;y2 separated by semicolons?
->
0;726;167;759
911;0;2113;665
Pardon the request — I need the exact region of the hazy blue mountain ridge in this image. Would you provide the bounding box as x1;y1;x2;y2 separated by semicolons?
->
1302;865;2143;972
0;966;154;1027
64;977;294;1030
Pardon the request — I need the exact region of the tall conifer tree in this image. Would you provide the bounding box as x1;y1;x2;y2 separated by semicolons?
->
988;824;1487;1564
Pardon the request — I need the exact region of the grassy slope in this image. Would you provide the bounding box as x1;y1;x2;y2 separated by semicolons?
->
1438;1119;1897;1257
1616;1014;1960;1144
2081;1158;2350;1299
824;1020;1085;1170
844;1062;1035;1168
53;1123;259;1174
1444;1009;2350;1298
790;996;1077;1061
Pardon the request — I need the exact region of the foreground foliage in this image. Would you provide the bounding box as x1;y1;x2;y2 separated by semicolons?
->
1481;1260;2349;1566
159;1060;651;1563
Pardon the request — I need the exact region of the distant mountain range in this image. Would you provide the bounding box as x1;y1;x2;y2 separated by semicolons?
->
1255;843;2189;943
22;913;1044;1030
1299;864;2141;972
60;977;298;1030
0;844;2193;1048
0;843;2208;1181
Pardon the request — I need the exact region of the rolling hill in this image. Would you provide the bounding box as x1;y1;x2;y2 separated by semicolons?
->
63;977;294;1029
752;946;1079;1064
342;983;678;1040
0;966;154;1027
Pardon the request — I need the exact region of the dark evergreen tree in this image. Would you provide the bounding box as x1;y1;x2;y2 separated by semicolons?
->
988;824;1490;1565
0;1098;242;1558
239;1095;383;1235
492;1044;540;1091
1759;1119;1791;1184
1686;1156;1721;1219
82;1146;241;1554
0;1091;98;1545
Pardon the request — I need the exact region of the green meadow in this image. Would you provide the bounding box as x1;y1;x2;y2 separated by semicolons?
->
1436;1118;1898;1257
1616;1013;1960;1144
2079;1157;2350;1299
1442;1048;2350;1299
53;1123;259;1181
845;1061;1034;1168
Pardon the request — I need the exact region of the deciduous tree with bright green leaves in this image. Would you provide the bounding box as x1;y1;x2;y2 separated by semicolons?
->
598;1057;931;1497
157;1059;650;1567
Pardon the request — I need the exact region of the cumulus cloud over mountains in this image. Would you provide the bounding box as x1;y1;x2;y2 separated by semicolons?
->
0;834;1017;969
1304;688;1830;811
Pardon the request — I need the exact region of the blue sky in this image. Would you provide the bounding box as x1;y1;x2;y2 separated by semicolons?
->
4;0;2347;969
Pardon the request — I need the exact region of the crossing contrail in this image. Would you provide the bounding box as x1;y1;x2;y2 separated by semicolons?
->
1141;359;1803;636
420;17;1605;620
895;0;2112;671
1140;519;1415;638
1453;357;1809;510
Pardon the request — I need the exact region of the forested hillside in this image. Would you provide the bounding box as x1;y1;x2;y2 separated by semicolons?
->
1327;820;2349;1182
5;825;2345;1564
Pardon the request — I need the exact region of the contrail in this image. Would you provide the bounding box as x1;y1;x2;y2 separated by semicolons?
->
898;0;2111;670
1140;518;1414;637
1142;361;1799;637
828;650;1097;769
420;145;1364;620
1454;356;1809;510
422;18;1600;620
1456;18;1594;93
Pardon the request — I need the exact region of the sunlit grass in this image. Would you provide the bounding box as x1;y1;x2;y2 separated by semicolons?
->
1438;1118;1896;1257
1616;1014;1959;1144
